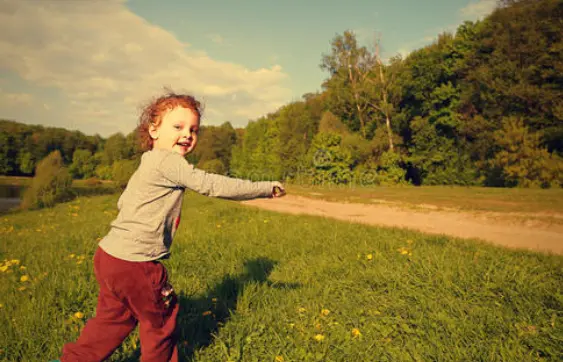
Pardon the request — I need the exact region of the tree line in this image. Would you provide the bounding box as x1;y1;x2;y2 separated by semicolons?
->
1;0;561;188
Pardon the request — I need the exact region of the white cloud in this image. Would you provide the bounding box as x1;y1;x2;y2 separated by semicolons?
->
0;91;33;106
460;0;497;21
0;0;291;135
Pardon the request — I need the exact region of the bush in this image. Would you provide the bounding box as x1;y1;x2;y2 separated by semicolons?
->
199;159;227;175
111;159;140;189
21;151;74;210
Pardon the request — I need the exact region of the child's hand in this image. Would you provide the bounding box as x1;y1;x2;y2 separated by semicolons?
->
272;182;286;198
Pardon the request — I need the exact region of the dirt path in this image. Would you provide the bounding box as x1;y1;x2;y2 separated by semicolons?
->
241;195;563;255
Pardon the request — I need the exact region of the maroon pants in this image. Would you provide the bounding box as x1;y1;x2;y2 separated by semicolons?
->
61;247;179;362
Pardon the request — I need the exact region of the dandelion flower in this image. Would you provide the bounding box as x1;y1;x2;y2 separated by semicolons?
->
211;298;218;302
313;334;325;342
69;254;75;259
275;356;284;362
351;328;362;338
19;266;26;270
297;307;306;313
0;265;8;272
321;308;330;316
74;312;84;319
20;275;29;282
11;260;20;265
366;254;373;261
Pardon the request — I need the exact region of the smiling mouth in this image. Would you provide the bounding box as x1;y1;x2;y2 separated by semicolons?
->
177;142;191;147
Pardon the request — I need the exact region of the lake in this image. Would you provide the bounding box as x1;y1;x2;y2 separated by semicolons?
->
0;185;23;213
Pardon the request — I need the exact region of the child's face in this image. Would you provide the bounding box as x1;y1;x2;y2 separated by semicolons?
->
149;106;200;156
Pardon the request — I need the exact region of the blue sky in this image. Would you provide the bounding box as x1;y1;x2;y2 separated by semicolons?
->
0;0;496;137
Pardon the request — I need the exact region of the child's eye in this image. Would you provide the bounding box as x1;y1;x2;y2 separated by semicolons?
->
174;125;182;130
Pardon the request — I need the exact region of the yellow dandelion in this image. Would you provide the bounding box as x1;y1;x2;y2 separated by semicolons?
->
20;275;29;282
401;250;409;255
202;310;212;316
69;254;75;259
19;266;26;270
0;303;3;308
366;254;373;261
77;260;83;265
211;298;218;302
0;265;8;272
315;323;322;330
74;312;84;319
288;323;295;328
297;307;306;313
216;224;221;228
11;259;20;265
321;308;330;316
313;334;325;342
275;356;284;362
263;219;269;223
351;328;362;338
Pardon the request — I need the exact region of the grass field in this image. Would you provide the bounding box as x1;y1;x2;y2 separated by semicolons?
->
1;192;563;361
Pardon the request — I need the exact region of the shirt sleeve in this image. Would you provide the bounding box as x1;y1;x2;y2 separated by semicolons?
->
158;151;275;200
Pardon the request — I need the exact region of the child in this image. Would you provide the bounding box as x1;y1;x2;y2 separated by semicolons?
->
58;92;285;362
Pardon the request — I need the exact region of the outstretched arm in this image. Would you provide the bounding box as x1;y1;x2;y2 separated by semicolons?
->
158;151;283;200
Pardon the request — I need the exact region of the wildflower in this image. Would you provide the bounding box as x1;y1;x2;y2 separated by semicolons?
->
19;266;26;270
72;213;78;217
211;298;218;302
77;260;83;265
69;254;75;259
313;334;325;342
397;247;409;255
216;224;221;228
315;323;322;330
11;260;20;265
202;310;212;317
297;307;306;313
20;275;29;282
0;303;3;308
263;219;269;223
366;254;373;261
275;356;284;362
288;323;295;328
321;308;330;316
351;328;361;338
74;312;84;319
0;265;8;272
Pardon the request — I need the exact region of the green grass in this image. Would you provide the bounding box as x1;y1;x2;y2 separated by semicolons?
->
287;184;563;214
1;192;562;361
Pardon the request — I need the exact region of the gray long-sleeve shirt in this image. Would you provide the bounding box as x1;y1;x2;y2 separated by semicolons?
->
99;148;275;261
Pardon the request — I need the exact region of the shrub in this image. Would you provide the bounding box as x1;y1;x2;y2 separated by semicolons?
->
21;150;74;210
111;159;140;189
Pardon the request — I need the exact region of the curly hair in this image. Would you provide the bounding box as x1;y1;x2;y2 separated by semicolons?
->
137;91;204;151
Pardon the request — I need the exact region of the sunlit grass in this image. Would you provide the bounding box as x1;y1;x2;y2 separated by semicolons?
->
1;192;562;361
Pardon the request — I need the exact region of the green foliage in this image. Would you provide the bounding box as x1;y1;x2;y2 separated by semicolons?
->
20;151;74;210
190;122;237;175
69;149;98;179
111;159;140;189
103;133;130;165
308;133;353;184
318;111;349;135
198;159;227;175
487;117;562;188
17;151;34;175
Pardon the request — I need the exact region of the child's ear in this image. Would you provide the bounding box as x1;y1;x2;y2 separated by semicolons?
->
148;123;159;140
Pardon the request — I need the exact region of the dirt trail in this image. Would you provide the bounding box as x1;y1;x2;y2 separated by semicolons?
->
241;195;563;255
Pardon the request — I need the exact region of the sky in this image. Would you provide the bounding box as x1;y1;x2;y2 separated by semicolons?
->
0;0;497;137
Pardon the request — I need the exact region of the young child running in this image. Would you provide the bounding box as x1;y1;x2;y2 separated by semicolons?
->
57;92;285;362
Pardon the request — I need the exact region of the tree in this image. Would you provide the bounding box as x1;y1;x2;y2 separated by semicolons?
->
321;31;377;138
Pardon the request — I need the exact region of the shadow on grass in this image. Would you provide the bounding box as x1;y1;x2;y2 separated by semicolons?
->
120;257;300;362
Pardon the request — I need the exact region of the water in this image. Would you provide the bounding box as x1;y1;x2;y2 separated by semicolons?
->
0;185;24;213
